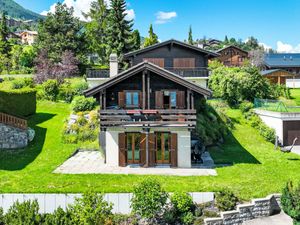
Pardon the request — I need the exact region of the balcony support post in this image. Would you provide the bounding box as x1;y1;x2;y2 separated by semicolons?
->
103;90;106;110
191;93;194;110
99;91;103;110
142;71;146;110
187;89;191;110
147;71;150;109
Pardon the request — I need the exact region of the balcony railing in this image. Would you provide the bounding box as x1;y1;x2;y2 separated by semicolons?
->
99;109;197;128
86;67;210;78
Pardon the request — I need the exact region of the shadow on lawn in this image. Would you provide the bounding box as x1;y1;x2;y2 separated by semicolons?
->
0;112;56;171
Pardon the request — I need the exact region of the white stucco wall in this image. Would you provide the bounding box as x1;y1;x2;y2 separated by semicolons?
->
87;78;108;88
258;114;283;143
286;79;300;88
177;131;191;168
105;131;119;166
104;128;192;168
186;77;208;89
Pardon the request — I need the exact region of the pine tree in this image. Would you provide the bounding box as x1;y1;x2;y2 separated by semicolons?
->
106;0;134;57
188;25;193;45
84;0;109;64
224;35;229;44
144;24;158;47
131;29;141;50
0;12;10;55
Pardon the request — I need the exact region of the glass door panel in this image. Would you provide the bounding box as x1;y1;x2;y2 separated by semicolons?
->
126;133;140;164
156;133;170;164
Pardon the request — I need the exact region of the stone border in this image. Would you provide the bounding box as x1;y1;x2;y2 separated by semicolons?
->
204;194;282;225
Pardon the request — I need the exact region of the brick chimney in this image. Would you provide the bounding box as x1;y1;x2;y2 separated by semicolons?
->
109;53;118;77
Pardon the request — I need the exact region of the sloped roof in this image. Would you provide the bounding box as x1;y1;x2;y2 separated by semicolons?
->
264;53;300;68
84;62;212;97
261;69;294;76
124;39;219;58
215;45;248;54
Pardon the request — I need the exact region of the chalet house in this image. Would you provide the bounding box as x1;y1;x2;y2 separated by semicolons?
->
261;69;295;85
215;45;249;67
84;40;217;168
19;30;38;45
264;53;300;76
86;39;219;89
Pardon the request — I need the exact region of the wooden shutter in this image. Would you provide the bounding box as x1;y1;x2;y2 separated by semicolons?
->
170;133;178;167
118;92;125;108
174;58;195;68
143;58;165;68
155;91;164;109
140;133;146;166
176;91;186;109
148;133;156;167
119;133;127;167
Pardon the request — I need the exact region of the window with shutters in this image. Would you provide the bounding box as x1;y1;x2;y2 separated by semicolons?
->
143;58;165;67
173;58;195;69
125;91;140;108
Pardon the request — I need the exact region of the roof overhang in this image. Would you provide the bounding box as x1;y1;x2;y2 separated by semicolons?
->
84;62;212;97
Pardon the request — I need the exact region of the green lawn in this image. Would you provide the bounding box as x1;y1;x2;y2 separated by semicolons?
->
290;89;300;106
1;101;300;200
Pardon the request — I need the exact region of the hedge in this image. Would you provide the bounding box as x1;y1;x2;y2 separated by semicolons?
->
0;88;36;117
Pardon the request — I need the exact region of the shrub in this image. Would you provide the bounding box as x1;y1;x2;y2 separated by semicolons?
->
215;189;239;211
69;191;113;225
4;200;42;225
0;88;36;117
71;96;96;112
43;207;73;225
11;78;34;89
166;192;195;225
58;82;75;103
0;208;4;225
131;179;168;220
239;101;254;113
281;181;300;225
72;80;88;95
42;79;60;101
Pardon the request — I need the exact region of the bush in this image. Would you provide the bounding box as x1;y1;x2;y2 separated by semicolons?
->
281;181;300;225
0;88;36;117
71;96;96;112
239;101;254;113
58;82;75;103
0;208;4;225
131;179;168;220
42;79;60;101
69;191;113;225
72;80;88;95
215;189;239;211
43;207;73;225
165;192;195;225
11;78;34;89
4;200;42;225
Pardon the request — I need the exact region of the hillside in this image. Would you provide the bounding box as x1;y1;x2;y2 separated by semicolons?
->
0;0;43;21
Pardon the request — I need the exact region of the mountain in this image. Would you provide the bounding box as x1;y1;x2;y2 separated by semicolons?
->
0;0;43;21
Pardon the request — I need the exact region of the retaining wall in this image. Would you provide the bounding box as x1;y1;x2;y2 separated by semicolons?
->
204;194;281;225
0;192;214;215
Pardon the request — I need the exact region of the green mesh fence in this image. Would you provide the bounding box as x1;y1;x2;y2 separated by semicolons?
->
254;98;288;112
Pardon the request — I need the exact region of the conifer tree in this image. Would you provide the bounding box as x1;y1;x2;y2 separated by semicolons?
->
0;12;10;55
106;0;134;57
188;25;193;45
224;35;229;44
144;24;158;47
131;29;141;50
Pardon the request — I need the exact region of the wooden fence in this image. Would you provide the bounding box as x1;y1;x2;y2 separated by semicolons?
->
0;112;27;130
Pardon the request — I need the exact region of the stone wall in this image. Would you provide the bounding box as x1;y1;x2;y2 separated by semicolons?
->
204;194;281;225
0;123;28;149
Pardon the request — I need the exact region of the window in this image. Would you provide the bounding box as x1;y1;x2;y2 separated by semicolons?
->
163;91;177;109
170;91;177;108
173;58;195;68
125;91;139;108
143;58;165;67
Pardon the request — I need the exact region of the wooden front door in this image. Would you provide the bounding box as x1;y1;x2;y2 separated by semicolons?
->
126;133;141;164
155;133;171;164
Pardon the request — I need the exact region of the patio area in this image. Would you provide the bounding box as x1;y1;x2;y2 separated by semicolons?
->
54;150;217;176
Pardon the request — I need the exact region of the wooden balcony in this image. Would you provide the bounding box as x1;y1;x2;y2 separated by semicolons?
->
99;109;197;128
0;112;27;130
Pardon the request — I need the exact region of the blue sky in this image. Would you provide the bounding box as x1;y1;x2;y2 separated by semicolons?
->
15;0;300;52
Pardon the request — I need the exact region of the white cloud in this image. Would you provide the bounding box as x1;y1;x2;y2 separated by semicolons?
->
259;42;272;51
40;0;134;22
155;11;177;24
125;9;135;20
276;41;300;53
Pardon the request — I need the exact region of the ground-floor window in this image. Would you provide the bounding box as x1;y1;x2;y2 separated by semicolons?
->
156;132;171;164
126;133;141;164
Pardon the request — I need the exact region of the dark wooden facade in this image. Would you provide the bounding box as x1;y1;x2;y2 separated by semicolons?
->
215;45;249;67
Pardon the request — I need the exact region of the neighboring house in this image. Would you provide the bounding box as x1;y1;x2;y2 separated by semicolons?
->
261;69;295;85
84;40;216;168
19;30;38;45
215;45;249;67
264;53;300;76
86;39;219;89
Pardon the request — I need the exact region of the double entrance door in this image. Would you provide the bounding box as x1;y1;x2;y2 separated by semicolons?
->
125;132;171;165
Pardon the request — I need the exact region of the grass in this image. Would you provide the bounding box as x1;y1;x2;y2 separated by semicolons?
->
290;89;300;106
1;101;300;200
